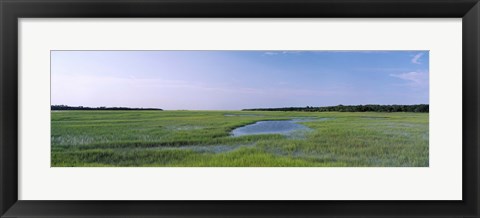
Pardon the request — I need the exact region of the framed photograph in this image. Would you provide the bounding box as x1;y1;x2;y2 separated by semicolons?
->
1;0;479;217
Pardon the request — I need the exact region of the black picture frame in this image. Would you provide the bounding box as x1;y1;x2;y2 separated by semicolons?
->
1;0;479;217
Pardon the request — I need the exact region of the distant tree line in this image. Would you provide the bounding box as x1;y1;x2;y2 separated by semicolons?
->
51;105;163;111
243;104;429;113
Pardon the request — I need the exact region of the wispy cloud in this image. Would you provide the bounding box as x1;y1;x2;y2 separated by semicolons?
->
263;51;302;56
411;53;424;64
264;50;390;55
315;50;392;53
356;67;410;72
390;71;428;87
263;52;279;55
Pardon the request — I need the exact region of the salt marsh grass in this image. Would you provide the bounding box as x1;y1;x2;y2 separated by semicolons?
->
51;111;428;167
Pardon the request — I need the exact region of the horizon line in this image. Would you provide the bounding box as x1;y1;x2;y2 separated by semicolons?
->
51;104;430;110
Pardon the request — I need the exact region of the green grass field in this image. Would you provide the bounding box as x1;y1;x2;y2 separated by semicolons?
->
51;111;428;167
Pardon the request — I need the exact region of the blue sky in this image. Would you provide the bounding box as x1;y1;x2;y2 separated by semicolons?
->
51;50;429;110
